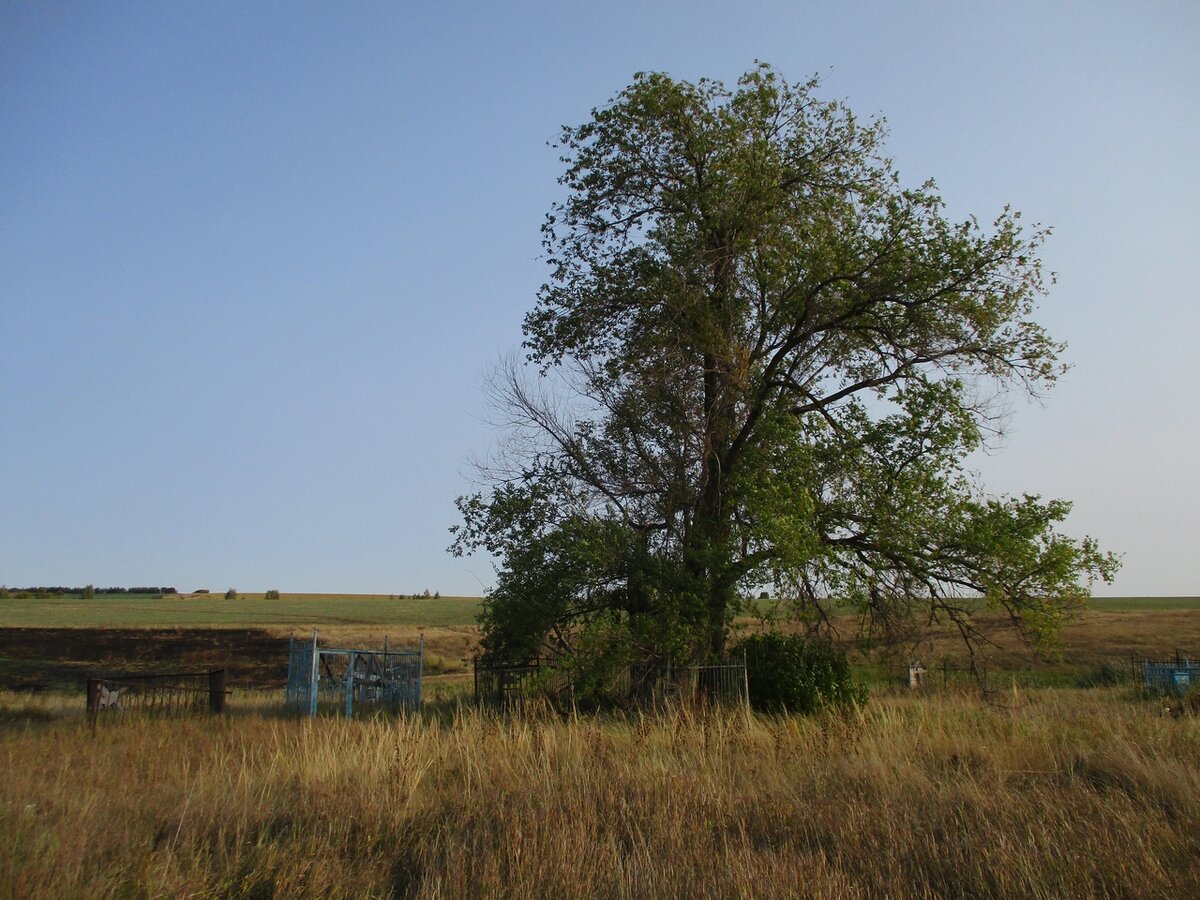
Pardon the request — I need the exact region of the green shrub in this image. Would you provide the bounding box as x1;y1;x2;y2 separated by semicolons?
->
1075;660;1126;688
734;632;867;714
224;588;238;600
264;589;281;600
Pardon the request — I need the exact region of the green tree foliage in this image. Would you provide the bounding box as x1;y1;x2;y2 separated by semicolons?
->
452;65;1117;671
264;589;281;600
735;632;867;713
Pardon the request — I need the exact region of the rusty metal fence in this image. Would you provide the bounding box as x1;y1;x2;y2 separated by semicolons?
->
86;669;226;723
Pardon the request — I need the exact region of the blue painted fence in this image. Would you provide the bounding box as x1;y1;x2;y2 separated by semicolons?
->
286;628;424;716
1142;658;1200;695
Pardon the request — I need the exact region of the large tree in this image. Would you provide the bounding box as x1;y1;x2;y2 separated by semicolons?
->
452;65;1116;673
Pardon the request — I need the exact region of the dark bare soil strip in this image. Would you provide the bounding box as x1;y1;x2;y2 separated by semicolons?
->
0;627;290;692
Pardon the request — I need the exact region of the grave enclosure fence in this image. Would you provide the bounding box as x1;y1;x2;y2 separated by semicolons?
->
1141;652;1200;696
86;669;227;723
286;629;424;716
473;655;750;711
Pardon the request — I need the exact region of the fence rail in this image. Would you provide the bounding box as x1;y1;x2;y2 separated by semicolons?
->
86;669;226;722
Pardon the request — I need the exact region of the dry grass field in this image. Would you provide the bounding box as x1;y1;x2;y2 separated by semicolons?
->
3;599;1198;694
2;596;1199;897
849;608;1200;685
0;624;476;694
1;688;1198;898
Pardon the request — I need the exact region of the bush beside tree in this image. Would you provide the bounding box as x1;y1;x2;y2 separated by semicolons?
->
734;632;867;714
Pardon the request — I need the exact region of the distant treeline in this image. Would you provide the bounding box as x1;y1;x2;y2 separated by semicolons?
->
0;586;178;599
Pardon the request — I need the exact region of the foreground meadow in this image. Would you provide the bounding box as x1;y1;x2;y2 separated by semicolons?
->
2;688;1197;898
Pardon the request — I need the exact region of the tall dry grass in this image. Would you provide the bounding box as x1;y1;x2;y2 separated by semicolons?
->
1;688;1198;898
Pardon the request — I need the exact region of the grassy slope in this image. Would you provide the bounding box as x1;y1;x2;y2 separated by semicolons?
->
1088;596;1200;611
3;594;1199;693
0;595;484;690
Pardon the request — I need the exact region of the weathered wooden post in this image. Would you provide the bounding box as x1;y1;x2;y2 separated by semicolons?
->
208;668;227;713
285;636;295;709
86;678;100;729
345;652;356;717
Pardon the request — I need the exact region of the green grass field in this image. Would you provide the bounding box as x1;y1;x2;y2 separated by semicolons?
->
0;592;483;629
2;592;1196;630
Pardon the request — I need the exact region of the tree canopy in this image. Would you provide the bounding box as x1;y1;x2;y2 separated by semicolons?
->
452;64;1117;676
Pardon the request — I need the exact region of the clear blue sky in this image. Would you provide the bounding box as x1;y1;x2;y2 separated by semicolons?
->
2;1;1197;596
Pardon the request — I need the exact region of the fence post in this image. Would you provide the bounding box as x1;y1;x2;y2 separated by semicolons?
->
308;628;320;717
286;636;295;707
742;649;751;712
208;668;227;714
86;678;99;729
417;632;425;708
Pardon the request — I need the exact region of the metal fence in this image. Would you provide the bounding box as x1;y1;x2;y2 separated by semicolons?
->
286;629;423;716
472;655;749;711
666;658;750;708
86;669;226;723
472;657;568;709
1142;654;1200;696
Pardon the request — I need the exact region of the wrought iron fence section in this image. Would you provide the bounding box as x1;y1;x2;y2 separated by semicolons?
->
472;655;749;711
86;669;226;722
286;629;423;716
1142;653;1200;695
